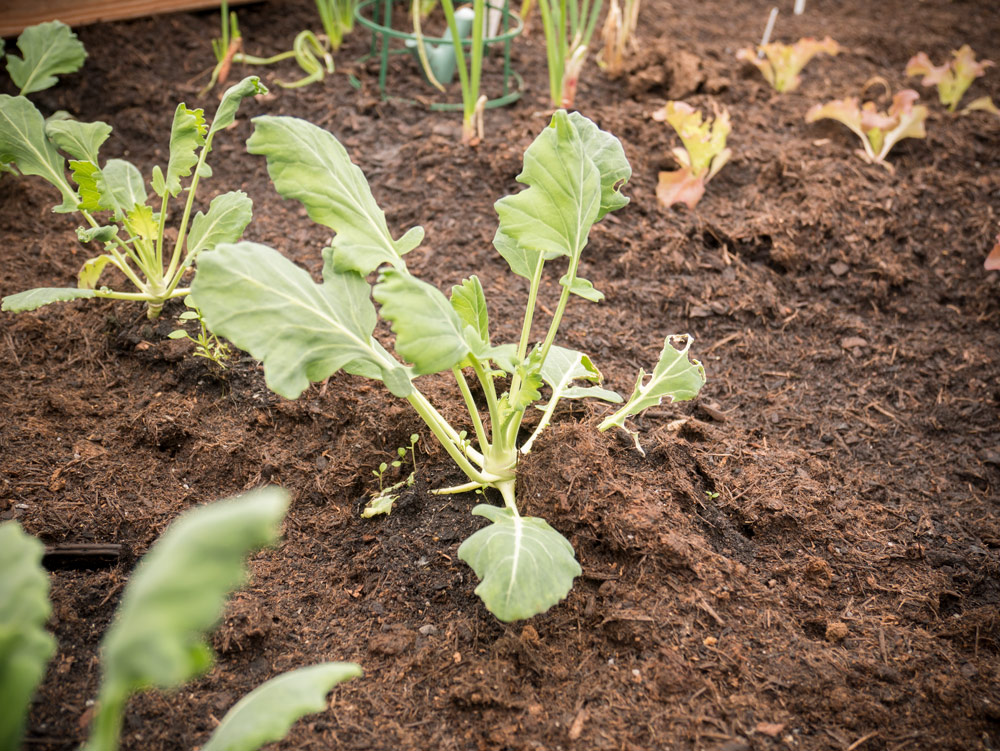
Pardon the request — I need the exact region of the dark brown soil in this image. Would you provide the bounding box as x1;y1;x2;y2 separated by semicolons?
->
2;0;999;749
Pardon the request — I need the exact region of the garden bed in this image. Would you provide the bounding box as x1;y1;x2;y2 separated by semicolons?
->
2;0;999;749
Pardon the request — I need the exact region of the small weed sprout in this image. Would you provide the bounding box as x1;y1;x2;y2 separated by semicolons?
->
168;299;232;369
363;434;421;518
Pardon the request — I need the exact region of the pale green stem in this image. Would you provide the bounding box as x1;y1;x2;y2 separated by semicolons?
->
452;366;491;453
152;191;170;278
164;130;218;286
507;253;545;402
83;687;126;751
430;480;483;495
520;392;561;454
407;391;504;486
79;212;150;292
537;0;562;106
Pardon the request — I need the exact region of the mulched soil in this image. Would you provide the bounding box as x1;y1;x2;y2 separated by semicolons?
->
2;0;999;749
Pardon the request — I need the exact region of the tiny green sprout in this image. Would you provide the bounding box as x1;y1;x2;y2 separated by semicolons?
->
168;299;232;370
704;490;720;500
363;434;421;517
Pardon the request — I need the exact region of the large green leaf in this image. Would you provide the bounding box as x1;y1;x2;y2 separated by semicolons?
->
0;523;57;751
201;663;362;751
598;335;706;433
186;191;253;256
0;95;77;212
208;76;268;139
494;110;601;264
191;241;410;399
87;488;289;751
2;287;97;312
153;103;206;198
458;504;582;622
45;119;111;163
374;269;470;375
97;158;147;219
246;115;423;275
566;111;631;219
6;21;87;95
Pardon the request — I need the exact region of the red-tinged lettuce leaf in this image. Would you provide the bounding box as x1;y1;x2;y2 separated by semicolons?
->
656;168;706;210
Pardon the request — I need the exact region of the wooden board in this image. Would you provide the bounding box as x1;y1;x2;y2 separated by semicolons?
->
1;0;239;37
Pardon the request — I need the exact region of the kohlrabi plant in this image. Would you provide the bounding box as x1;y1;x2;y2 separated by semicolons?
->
652;100;732;210
0;488;361;751
735;36;840;93
2;20;87;96
189;110;705;622
805;88;928;171
0;76;266;320
905;44;995;113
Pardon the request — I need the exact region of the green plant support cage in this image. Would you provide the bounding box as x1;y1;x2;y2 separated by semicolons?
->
355;0;524;110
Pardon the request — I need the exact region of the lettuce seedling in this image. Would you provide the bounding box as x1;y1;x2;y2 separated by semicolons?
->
805;89;928;171
3;20;87;96
906;45;995;112
190;110;705;622
0;522;56;751
735;36;840;93
652;100;732;209
1;489;361;751
0;77;265;320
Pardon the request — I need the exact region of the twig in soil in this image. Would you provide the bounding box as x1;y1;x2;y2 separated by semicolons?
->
846;730;880;750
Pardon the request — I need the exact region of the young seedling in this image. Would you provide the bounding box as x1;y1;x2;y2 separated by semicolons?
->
536;0;603;107
363;433;421;517
190;110;705;622
2;20;86;96
203;3;334;95
1;489;361;751
905;45;995;113
652;100;732;210
0;77;265;320
735;36;840;93
805;89;928;172
168;299;232;370
598;0;640;77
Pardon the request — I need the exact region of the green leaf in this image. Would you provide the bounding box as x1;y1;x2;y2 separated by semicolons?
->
6;21;87;95
566;111;631;219
2;287;97;312
45;119;111;163
191;241;409;399
0;95;77;212
158;103;207;198
201;663;361;751
78;254;117;289
450;276;490;346
70;160;102;211
0;522;57;751
97;158;147;219
492;228;549;282
559;273;603;302
123;203;159;242
167;330;189;340
77;225;117;244
494;110;601;264
598;335;706;433
208;76;268;139
186;191;253;256
457;504;582;622
539;346;622;404
246;115;423;275
361;493;398;518
91;487;288;744
374;269;471;375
